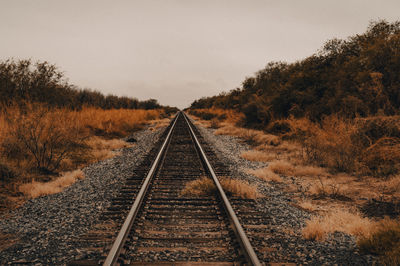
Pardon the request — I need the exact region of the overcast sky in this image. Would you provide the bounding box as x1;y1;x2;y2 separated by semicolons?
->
0;1;399;108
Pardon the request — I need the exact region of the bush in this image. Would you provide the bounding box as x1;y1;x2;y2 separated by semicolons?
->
354;117;400;176
358;219;400;265
267;120;291;134
1;104;86;173
0;162;15;181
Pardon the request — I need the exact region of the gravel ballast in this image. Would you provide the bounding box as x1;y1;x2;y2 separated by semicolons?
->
0;126;165;265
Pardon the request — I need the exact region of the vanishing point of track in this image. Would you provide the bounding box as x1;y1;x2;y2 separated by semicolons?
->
102;112;261;265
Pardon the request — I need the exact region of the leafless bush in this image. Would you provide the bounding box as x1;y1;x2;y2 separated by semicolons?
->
1;104;86;173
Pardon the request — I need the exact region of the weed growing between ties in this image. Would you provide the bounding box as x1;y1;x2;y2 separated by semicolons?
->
181;176;260;199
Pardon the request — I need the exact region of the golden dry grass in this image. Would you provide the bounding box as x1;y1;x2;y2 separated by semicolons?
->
298;200;318;212
181;176;260;199
149;117;172;129
214;124;281;146
302;208;375;241
19;170;84;198
181;177;216;197
85;136;131;162
241;150;276;162
267;160;296;176
262;159;329;178
77;107;163;137
219;178;260;199
247;167;283;182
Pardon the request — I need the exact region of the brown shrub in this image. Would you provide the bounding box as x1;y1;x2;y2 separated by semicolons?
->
285;115;400;177
358;218;400;265
1;104;86;173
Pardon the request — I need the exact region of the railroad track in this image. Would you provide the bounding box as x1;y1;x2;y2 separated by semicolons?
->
71;112;262;265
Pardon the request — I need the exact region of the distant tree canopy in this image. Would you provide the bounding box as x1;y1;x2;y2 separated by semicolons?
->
190;20;400;127
0;59;177;112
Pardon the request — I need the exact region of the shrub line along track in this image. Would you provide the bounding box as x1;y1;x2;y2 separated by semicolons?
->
103;111;261;265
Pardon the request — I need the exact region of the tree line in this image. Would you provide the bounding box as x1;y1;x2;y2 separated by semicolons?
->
0;59;177;112
190;20;400;127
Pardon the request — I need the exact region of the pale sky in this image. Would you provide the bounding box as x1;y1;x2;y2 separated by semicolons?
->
0;1;399;108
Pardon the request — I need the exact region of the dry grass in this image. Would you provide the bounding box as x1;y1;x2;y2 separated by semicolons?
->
18;170;84;198
181;177;216;197
215;124;281;146
77;107;163;137
293;165;329;177
298;200;318;212
302;208;375;241
219;178;260;199
241;150;276;162
181;176;260;199
149;117;171;129
248;168;283;182
267;161;295;176
85;137;131;162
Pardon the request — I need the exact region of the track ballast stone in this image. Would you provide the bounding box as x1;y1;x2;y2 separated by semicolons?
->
0;126;165;265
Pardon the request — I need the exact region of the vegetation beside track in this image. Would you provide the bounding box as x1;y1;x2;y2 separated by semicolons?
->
0;59;177;212
188;20;400;264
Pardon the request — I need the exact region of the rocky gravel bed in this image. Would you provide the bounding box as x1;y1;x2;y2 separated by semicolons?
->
196;123;377;265
0;126;166;265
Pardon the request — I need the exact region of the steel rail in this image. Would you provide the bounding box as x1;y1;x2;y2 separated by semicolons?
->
103;113;179;266
183;112;262;266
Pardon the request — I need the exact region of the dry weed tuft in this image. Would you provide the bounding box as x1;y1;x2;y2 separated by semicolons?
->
298;200;318;212
181;177;216;197
150;118;171;129
268;160;295;176
293;165;328;177
241;150;276;162
215;124;281;146
220;178;260;199
302;208;375;241
19;170;84;198
248;168;283;182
